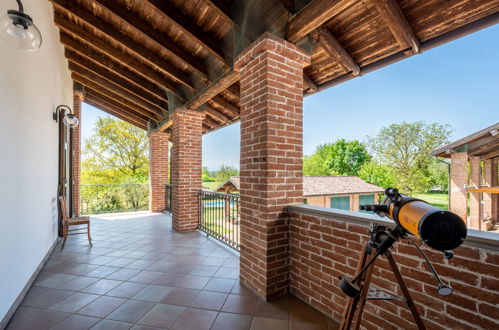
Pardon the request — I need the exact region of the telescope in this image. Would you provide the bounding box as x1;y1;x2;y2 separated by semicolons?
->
339;188;468;330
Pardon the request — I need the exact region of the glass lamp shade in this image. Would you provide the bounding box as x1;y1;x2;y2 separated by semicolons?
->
63;114;79;128
0;10;42;51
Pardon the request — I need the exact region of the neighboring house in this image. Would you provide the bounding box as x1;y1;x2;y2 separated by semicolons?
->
215;176;384;212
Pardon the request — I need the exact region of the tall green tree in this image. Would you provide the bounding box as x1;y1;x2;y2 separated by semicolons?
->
213;165;239;182
303;139;371;176
367;121;451;193
82;117;149;184
202;166;215;182
358;160;396;189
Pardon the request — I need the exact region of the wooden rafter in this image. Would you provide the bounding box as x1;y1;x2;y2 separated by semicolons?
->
370;0;420;53
203;0;233;25
68;58;167;113
206;107;231;124
55;18;180;99
69;64;163;117
64;48;168;108
52;1;188;93
312;26;360;76
71;73;160;121
287;0;344;43
85;89;150;124
145;0;229;64
85;94;148;130
186;71;240;111
303;73;318;93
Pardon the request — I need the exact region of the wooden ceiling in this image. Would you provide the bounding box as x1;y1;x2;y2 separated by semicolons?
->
50;0;499;133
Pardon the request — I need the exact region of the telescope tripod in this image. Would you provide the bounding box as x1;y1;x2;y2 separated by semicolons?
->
339;224;425;330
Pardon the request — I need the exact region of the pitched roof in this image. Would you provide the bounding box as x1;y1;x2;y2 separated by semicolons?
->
216;176;383;196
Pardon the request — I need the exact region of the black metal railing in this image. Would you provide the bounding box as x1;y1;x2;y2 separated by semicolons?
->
199;190;240;251
165;184;173;213
80;184;149;215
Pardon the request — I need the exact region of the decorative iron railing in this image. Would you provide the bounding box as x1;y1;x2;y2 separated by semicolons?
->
198;190;240;251
80;184;149;215
165;184;173;213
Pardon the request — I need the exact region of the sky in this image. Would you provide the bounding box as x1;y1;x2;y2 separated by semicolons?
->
82;24;499;171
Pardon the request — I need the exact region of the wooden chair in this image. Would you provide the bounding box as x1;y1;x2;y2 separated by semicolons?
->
58;196;92;250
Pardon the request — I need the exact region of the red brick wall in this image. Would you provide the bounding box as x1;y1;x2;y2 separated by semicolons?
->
234;33;310;300
469;156;481;229
72;90;83;216
170;109;205;232
149;131;169;212
288;209;499;329
450;153;468;221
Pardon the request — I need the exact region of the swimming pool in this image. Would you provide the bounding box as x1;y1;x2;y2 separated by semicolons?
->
202;200;237;207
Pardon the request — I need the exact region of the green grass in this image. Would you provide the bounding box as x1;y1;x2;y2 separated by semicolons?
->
202;181;222;191
200;206;234;235
413;193;449;210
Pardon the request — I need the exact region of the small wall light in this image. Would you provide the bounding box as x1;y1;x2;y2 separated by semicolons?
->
53;105;79;128
0;0;42;51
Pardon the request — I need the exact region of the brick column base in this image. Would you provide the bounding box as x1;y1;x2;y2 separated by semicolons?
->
72;88;84;217
149;132;170;212
234;33;310;300
450;152;468;222
171;109;205;232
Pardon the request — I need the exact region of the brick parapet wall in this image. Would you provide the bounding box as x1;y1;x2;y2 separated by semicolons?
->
170;109;205;232
149;131;169;212
235;34;310;300
287;206;499;330
72;90;83;217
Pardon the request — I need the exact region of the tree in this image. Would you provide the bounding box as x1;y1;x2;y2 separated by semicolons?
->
367;121;451;193
303;139;371;176
358;160;396;189
82;117;149;184
202;166;215;182
213;165;239;182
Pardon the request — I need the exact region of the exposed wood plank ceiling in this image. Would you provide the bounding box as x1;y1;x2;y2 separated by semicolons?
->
50;0;499;132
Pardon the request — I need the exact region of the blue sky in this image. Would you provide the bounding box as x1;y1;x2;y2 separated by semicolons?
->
82;24;499;170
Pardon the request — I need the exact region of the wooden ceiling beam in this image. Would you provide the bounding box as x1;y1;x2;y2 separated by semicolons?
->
370;0;420;53
303;73;318;93
91;0;209;79
145;0;229;64
72;73;161;121
61;35;169;103
85;90;151;124
211;96;239;117
287;0;344;43
67;56;167;112
70;63;164;118
186;71;240;110
203;0;233;25
52;1;190;92
157;119;173;132
312;26;360;76
481;147;499;160
84;95;148;130
206;107;231;124
203;116;218;129
54;17;182;99
65;48;167;108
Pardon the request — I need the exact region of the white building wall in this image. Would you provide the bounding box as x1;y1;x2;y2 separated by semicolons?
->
0;0;72;321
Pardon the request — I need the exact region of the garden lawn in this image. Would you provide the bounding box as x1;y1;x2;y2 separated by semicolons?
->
202;181;222;191
413;193;449;210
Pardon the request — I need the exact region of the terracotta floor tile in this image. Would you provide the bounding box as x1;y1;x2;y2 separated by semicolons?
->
137;303;186;328
76;296;127;318
49;292;99;313
106;300;155;323
81;279;123;294
178;275;210;289
106;282;147;299
125;260;156;270
230;281;254;296
84;265;121;278
106;268;141;281
63;264;100;276
133;285;173;302
57;276;99;291
211;312;252;330
6;306;43;327
171;307;218;330
21;287;74;309
7;309;69;330
34;273;78;288
289;297;328;326
188;265;219;277
250;317;289;330
254;298;290;320
203;278;236;293
150;273;185;286
190;291;228;310
160;288;200;306
128;270;163;284
49;314;100;330
201;257;226;267
106;258;136;267
90;319;133;330
221;294;257;315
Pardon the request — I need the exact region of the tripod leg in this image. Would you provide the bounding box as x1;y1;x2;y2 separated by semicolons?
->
386;251;426;330
340;246;370;330
353;254;375;330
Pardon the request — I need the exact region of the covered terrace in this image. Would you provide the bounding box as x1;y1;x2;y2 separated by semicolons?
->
1;0;499;329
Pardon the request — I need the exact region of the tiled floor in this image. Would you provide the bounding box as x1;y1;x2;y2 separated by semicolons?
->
7;212;338;330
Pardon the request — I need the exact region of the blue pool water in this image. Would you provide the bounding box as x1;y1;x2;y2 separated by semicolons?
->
203;200;237;207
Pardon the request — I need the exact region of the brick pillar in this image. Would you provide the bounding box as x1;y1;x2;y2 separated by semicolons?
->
234;33;310;300
171;109;205;232
149;131;170;212
450;153;468;223
469;156;481;229
72;89;84;217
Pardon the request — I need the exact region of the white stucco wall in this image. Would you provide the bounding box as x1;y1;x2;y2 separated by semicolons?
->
0;0;72;321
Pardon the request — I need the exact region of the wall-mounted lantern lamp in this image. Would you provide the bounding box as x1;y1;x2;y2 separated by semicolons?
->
53;105;79;128
0;0;42;51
